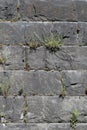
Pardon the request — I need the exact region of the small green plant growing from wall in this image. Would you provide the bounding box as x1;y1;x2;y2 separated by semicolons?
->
27;42;41;50
0;82;10;98
0;55;6;64
45;34;62;52
23;99;28;123
59;86;67;99
70;109;80;130
59;76;67;99
20;93;28;123
0;110;7;125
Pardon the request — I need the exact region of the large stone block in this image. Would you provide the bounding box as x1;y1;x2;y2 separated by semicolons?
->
0;69;87;96
23;22;87;46
46;46;87;70
8;70;87;96
0;22;25;45
61;70;87;96
0;22;87;46
26;46;45;70
0;96;87;123
0;45;25;70
0;0;87;22
19;0;87;22
20;0;77;21
9;70;61;96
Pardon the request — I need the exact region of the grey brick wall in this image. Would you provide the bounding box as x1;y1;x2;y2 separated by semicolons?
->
0;0;87;130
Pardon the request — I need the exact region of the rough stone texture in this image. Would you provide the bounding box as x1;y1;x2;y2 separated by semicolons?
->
0;96;87;123
0;70;87;96
0;22;25;45
0;123;87;130
0;45;25;70
19;0;87;22
0;0;87;128
0;22;87;46
26;46;87;70
23;22;87;46
0;0;87;22
0;0;17;20
0;46;87;70
9;70;61;96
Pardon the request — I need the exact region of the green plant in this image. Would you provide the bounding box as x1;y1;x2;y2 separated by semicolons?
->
23;94;28;123
0;55;6;64
45;35;62;52
59;86;67;99
18;82;24;96
70;109;80;130
59;76;67;99
28;42;40;50
0;112;6;118
0;82;10;98
0;111;7;124
24;62;30;71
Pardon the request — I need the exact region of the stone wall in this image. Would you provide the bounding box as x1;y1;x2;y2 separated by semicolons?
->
0;0;87;130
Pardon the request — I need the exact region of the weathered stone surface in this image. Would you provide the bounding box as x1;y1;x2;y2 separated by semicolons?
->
0;96;87;123
0;22;87;46
27;46;87;70
0;22;25;45
1;46;87;70
23;22;79;46
46;46;87;70
0;0;87;22
75;0;87;22
0;123;87;130
0;45;25;70
0;123;70;130
0;0;17;20
20;0;77;21
9;70;61;96
0;70;87;96
20;0;87;22
61;70;87;96
26;46;45;70
9;70;87;96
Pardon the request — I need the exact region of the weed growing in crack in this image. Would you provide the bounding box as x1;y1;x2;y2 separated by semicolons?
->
20;93;28;123
26;42;41;50
0;82;10;98
45;35;62;52
23;99;28;123
70;109;80;130
59;86;67;99
0;110;7;125
59;76;67;99
0;55;6;65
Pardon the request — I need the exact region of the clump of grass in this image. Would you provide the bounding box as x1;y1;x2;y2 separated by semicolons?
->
0;83;10;98
0;55;6;64
70;109;80;130
29;42;40;50
45;35;62;52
